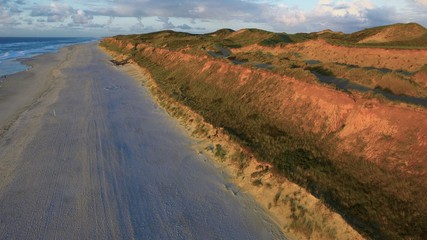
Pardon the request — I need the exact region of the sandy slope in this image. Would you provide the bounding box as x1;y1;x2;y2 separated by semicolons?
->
0;43;286;239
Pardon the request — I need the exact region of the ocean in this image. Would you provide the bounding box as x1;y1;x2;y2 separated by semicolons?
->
0;37;96;76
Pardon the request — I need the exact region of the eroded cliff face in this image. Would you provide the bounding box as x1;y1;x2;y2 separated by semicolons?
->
414;69;427;88
101;37;427;239
104;37;427;176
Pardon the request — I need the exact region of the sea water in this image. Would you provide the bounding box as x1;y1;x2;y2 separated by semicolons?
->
0;37;96;76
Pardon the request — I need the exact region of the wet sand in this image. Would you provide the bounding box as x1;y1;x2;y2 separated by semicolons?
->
0;43;286;239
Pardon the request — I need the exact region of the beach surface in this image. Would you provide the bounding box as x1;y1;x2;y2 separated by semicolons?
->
0;43;286;239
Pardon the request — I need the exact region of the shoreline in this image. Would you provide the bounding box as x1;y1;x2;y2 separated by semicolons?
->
0;43;288;239
0;41;99;135
0;60;30;78
0;38;98;77
0;51;56;136
101;46;364;240
0;44;79;195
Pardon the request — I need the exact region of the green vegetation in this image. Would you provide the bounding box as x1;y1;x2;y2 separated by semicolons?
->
231;151;250;173
312;63;427;97
101;26;427;239
110;23;427;53
305;65;335;76
259;33;294;46
316;23;427;49
231;51;319;83
108;24;427;98
252;179;263;186
214;144;227;160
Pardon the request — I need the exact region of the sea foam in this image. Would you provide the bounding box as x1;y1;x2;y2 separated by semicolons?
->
0;37;96;76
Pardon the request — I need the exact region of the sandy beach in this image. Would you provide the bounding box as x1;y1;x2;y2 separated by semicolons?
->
0;43;286;239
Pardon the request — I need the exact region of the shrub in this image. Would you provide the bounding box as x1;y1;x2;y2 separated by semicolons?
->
214;144;227;160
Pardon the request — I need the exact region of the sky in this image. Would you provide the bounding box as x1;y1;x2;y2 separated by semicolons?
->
0;0;426;37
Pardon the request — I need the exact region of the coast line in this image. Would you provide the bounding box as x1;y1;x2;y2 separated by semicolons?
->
100;46;364;240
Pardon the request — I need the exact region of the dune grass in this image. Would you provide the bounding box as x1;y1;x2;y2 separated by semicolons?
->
101;35;427;240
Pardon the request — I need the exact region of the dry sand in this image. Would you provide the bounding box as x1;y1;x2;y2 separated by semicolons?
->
0;43;286;239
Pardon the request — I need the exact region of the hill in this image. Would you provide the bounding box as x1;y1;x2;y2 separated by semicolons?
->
100;23;427;239
356;23;427;43
319;23;427;48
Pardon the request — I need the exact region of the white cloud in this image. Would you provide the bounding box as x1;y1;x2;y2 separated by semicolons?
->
406;0;427;11
31;2;74;22
190;5;206;14
130;22;145;32
157;16;175;29
269;4;307;26
0;5;11;21
299;0;401;32
414;0;427;7
176;23;192;30
89;0;261;20
313;0;374;18
2;0;427;36
72;9;93;24
0;0;23;27
84;0;409;33
0;5;19;26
